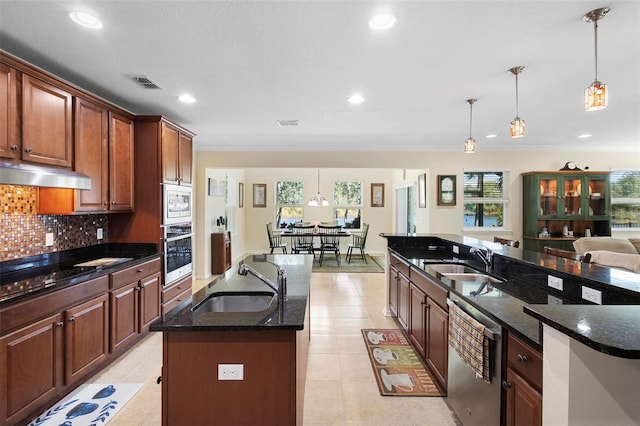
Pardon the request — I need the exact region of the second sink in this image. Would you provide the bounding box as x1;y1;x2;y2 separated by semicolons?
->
427;264;478;274
192;291;276;313
441;273;503;283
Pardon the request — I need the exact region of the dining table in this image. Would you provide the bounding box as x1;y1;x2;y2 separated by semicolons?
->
277;228;353;261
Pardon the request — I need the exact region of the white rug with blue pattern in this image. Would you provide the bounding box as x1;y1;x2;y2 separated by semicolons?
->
29;383;143;426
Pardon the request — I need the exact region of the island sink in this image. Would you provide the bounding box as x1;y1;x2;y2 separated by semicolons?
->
427;264;478;274
191;291;276;313
441;273;503;283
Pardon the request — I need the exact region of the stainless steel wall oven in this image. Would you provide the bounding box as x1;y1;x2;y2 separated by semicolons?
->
164;222;192;285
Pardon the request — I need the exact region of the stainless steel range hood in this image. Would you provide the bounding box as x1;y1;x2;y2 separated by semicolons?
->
0;161;91;190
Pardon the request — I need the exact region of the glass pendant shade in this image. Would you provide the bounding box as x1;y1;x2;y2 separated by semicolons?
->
510;116;526;138
464;137;476;154
308;169;329;206
584;81;608;111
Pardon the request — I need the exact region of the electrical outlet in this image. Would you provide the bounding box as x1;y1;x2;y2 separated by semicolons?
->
45;233;54;247
452;245;459;254
218;364;244;381
97;228;103;240
582;286;602;305
547;275;563;291
548;295;563;305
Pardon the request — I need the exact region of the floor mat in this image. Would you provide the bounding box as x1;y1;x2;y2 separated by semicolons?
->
362;329;444;396
29;383;143;426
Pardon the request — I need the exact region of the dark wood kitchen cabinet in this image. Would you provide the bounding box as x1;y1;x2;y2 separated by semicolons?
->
108;112;135;211
388;252;411;331
21;73;73;167
110;258;161;353
161;121;193;186
211;232;232;274
504;333;543;426
0;62;20;160
409;283;427;354
161;274;192;316
425;297;448;387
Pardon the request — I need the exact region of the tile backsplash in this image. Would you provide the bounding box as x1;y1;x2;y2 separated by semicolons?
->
1;185;107;261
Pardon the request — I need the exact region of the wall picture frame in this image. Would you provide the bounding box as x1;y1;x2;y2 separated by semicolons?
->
253;183;266;208
371;183;385;207
418;174;427;208
238;182;244;208
437;175;456;206
208;178;225;197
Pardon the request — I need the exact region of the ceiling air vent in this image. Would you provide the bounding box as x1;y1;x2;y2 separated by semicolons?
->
276;120;300;126
128;75;163;90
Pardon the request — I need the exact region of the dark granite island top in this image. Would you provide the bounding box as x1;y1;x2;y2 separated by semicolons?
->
150;254;313;331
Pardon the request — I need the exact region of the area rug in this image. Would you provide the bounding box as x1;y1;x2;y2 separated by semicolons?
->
29;383;143;426
362;329;443;397
312;254;384;273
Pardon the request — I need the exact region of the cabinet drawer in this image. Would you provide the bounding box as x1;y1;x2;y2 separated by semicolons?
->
162;288;191;316
507;333;542;391
162;275;192;303
110;258;161;289
389;253;410;277
409;270;448;310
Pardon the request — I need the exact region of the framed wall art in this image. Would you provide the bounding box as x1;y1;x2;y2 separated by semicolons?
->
253;183;266;208
238;182;244;208
418;174;427;208
208;178;225;197
371;183;385;207
437;175;456;206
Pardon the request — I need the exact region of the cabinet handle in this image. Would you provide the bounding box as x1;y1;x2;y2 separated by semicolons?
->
56;322;64;328
156;376;162;384
135;286;141;291
420;301;427;306
24;147;32;154
517;354;528;363
68;317;75;322
103;201;109;205
10;145;18;151
111;201;116;205
502;380;512;390
177;286;182;290
137;269;144;273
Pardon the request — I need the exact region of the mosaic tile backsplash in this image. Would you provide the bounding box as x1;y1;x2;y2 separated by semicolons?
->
1;185;108;261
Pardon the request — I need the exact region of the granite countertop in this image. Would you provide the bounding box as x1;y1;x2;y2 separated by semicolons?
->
0;243;160;305
150;254;313;332
524;305;640;359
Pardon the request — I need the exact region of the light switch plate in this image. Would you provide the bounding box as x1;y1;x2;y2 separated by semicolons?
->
582;286;602;305
97;228;103;240
452;246;459;254
548;275;563;291
218;364;244;381
45;233;54;247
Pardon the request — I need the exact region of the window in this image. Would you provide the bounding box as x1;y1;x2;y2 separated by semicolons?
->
333;181;362;229
611;170;640;229
463;171;508;229
224;175;235;233
275;181;304;229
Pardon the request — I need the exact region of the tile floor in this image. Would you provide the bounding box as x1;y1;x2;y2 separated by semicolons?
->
83;271;460;425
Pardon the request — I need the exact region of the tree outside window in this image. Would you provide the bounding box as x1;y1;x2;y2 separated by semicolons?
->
463;172;508;229
333;181;362;229
611;170;640;229
275;181;304;229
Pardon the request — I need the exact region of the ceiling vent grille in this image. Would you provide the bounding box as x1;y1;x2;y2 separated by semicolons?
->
276;120;300;126
128;75;163;90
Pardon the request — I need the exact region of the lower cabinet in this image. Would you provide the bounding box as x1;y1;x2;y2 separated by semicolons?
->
409;283;426;354
397;271;410;330
503;333;543;426
425;298;448;387
388;264;399;316
161;274;192;316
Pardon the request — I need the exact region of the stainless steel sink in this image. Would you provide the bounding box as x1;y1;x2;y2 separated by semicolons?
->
441;273;503;283
427;264;478;274
192;291;276;313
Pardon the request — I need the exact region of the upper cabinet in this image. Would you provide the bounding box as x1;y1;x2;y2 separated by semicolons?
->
108;112;135;211
162;122;193;186
522;171;611;252
22;74;73;167
0;62;20;159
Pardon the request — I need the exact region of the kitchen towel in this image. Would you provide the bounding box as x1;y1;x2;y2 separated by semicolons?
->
448;303;491;384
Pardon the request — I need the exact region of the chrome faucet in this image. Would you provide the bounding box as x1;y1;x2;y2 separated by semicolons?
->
238;261;287;298
470;247;492;273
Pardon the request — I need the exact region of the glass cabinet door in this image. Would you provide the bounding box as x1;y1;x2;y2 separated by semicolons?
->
539;176;558;216
584;176;609;217
562;176;583;217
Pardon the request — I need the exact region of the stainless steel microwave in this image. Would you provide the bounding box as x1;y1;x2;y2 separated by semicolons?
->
163;184;192;225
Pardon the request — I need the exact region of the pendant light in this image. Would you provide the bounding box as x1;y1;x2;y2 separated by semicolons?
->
308;169;329;206
508;66;526;138
463;99;477;154
583;7;610;111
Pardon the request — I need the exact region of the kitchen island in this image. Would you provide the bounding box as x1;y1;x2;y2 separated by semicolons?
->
150;254;313;426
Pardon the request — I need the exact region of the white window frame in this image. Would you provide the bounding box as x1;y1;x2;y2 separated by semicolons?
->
610;169;640;231
462;170;510;231
274;180;304;230
333;180;363;230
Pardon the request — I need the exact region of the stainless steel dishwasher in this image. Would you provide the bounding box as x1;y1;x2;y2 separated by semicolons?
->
447;296;502;426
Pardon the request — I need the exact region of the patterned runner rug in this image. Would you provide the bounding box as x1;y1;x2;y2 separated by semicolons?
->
29;383;143;426
362;329;443;396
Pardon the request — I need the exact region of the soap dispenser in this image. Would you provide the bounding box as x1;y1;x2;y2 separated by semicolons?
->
562;224;568;237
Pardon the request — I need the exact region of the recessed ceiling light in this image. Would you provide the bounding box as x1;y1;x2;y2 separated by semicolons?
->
369;13;396;30
178;94;196;103
348;94;365;104
485;134;498;138
68;11;103;29
578;133;592;139
276;120;300;126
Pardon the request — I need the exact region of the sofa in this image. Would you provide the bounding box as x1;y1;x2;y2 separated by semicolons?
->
573;237;640;273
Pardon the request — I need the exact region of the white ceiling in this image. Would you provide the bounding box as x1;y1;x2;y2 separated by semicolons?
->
1;1;639;153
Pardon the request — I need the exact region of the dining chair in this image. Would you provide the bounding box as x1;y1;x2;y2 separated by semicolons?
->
318;224;342;266
346;223;369;264
493;236;521;248
266;222;287;254
292;223;316;257
543;246;592;263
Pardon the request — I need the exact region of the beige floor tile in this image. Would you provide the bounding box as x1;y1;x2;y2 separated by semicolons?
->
336;334;368;353
342;380;415;425
303;379;346;424
338;353;377;381
309;334;339;354
307;353;343;380
333;318;374;332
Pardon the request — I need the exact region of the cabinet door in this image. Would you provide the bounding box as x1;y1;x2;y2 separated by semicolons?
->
409;283;427;356
0;62;20;159
426;299;448;388
109;112;135;211
388;265;398;316
583;175;610;219
178;132;192;185
22;74;72;167
74;97;109;212
0;313;64;425
161;122;180;184
397;272;410;330
139;272;161;330
504;367;542;426
110;281;139;352
64;294;109;384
